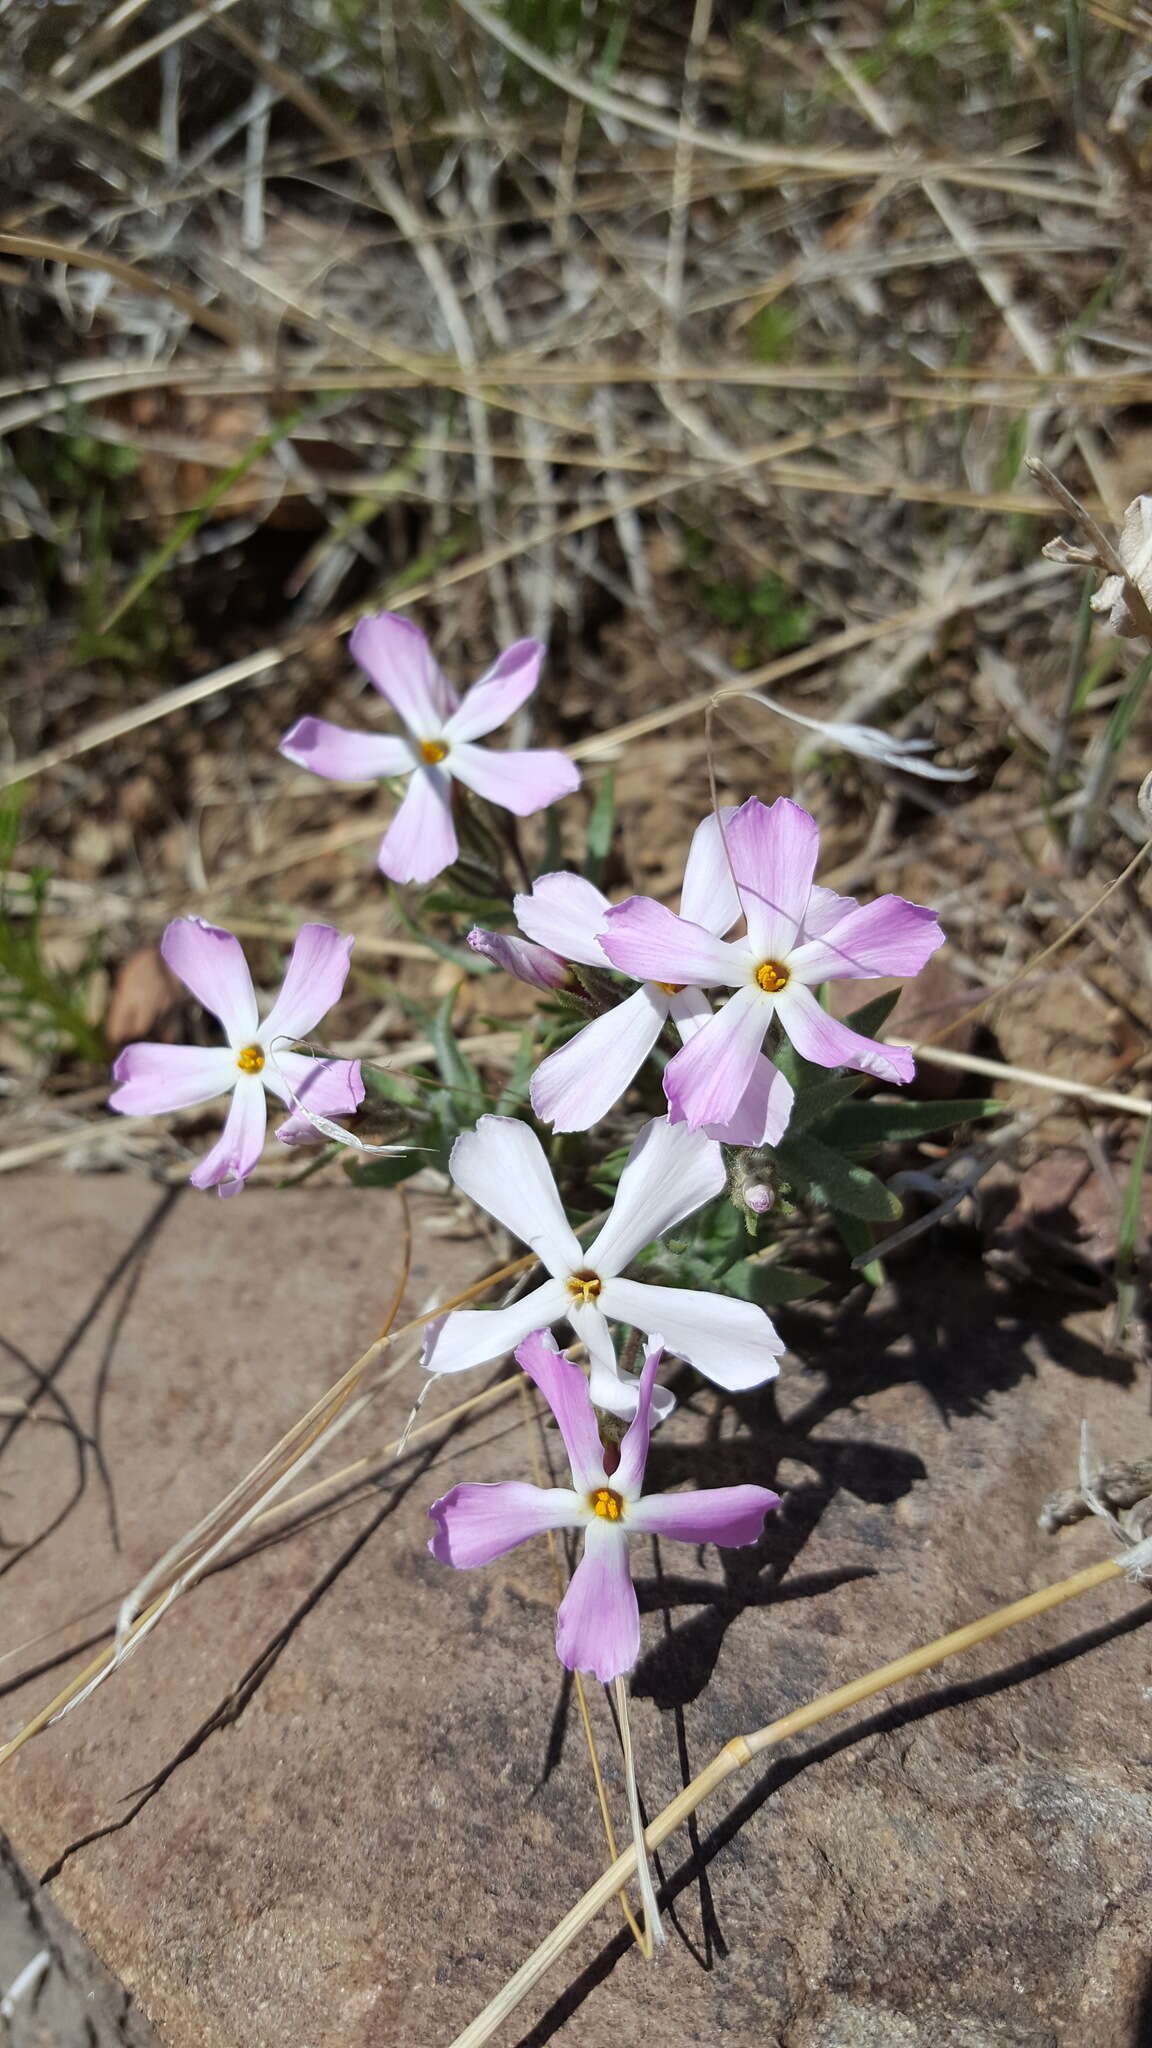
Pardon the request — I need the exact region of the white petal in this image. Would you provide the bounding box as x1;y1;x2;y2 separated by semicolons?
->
449;1115;582;1274
584;1117;725;1278
599;1277;783;1391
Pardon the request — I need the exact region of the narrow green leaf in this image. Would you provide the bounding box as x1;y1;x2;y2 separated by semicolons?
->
583;769;616;886
785;1071;868;1136
819;1097;997;1151
842;986;904;1039
724;1258;826;1306
775;1132;903;1221
832;1208;885;1287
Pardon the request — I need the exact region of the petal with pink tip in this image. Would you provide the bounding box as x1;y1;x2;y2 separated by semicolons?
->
513;871;612;970
428;1480;579;1568
443;639;544;742
449;1115;583;1273
109;1042;237;1116
787;895;945;984
705;1056;794;1148
725;796;820;958
516;1330;605;1494
678;806;741;934
188;1075;268;1196
449;743;580;816
161;918;259;1044
802;883;860;939
260;924;356;1047
601;898;746;988
669;993;794;1147
627;1484;779;1547
266;1051;364;1131
774;979;915;1082
422;1279;571;1377
530;986;667;1132
278;717;414;783
349;611;456;729
613;1341;665;1497
598;1277;784;1391
555;1518;639;1682
662;983;771;1132
377;769;457;885
585;1116;726;1278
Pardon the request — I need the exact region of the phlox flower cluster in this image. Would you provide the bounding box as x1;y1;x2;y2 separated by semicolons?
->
110;609;947;1693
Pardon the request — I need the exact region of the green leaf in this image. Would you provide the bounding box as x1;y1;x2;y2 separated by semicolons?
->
831;1209;885;1287
819;1097;997;1152
774;1132;903;1221
431;984;482;1109
785;1071;868;1136
583;769;616;886
724;1258;826;1306
389;888;491;973
842;987;903;1039
494;1026;538;1117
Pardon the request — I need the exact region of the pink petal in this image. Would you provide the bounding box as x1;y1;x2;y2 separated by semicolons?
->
706;1056;794;1148
428;1479;578;1568
725;796;820;959
678;806;741;934
467;927;569;990
669;992;794;1146
450;1115;583;1272
516;1330;606;1494
802;883;859;939
422;1280;571;1376
613;1340;665;1496
774;979;915;1083
188;1076;268;1197
449;743;580;816
662;983;770;1131
278;717;414;782
109;1042;237;1116
585;1116;726;1278
627;1484;779;1547
377;769;457;885
161;918;258;1044
267;1051;365;1137
260;924;356;1047
787;895;945;984
555;1519;639;1682
513;871;612;970
349;611;456;731
599;1278;784;1391
601;898;745;988
443;639;544;743
529;986;667;1132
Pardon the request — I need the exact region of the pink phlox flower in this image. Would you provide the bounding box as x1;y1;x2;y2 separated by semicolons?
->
600;796;945;1136
109;918;364;1197
505;809;793;1145
428;1331;779;1683
421;1112;783;1417
278;612;580;886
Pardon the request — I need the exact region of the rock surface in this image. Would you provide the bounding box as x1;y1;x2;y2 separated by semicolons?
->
2;1174;1152;2047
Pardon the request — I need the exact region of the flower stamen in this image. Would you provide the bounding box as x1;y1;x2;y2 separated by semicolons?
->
755;959;790;994
589;1486;624;1521
566;1267;602;1303
236;1044;265;1074
655;980;685;995
420;738;448;765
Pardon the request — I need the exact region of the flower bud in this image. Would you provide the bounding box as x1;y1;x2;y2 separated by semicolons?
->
467;926;569;991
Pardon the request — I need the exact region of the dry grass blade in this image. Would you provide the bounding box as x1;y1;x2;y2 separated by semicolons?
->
448;1557;1130;2047
0;233;243;344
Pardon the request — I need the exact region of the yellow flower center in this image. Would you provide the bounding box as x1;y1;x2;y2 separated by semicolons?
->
655;981;685;995
755;959;790;994
566;1267;602;1303
590;1486;624;1522
420;738;448;765
236;1043;265;1074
